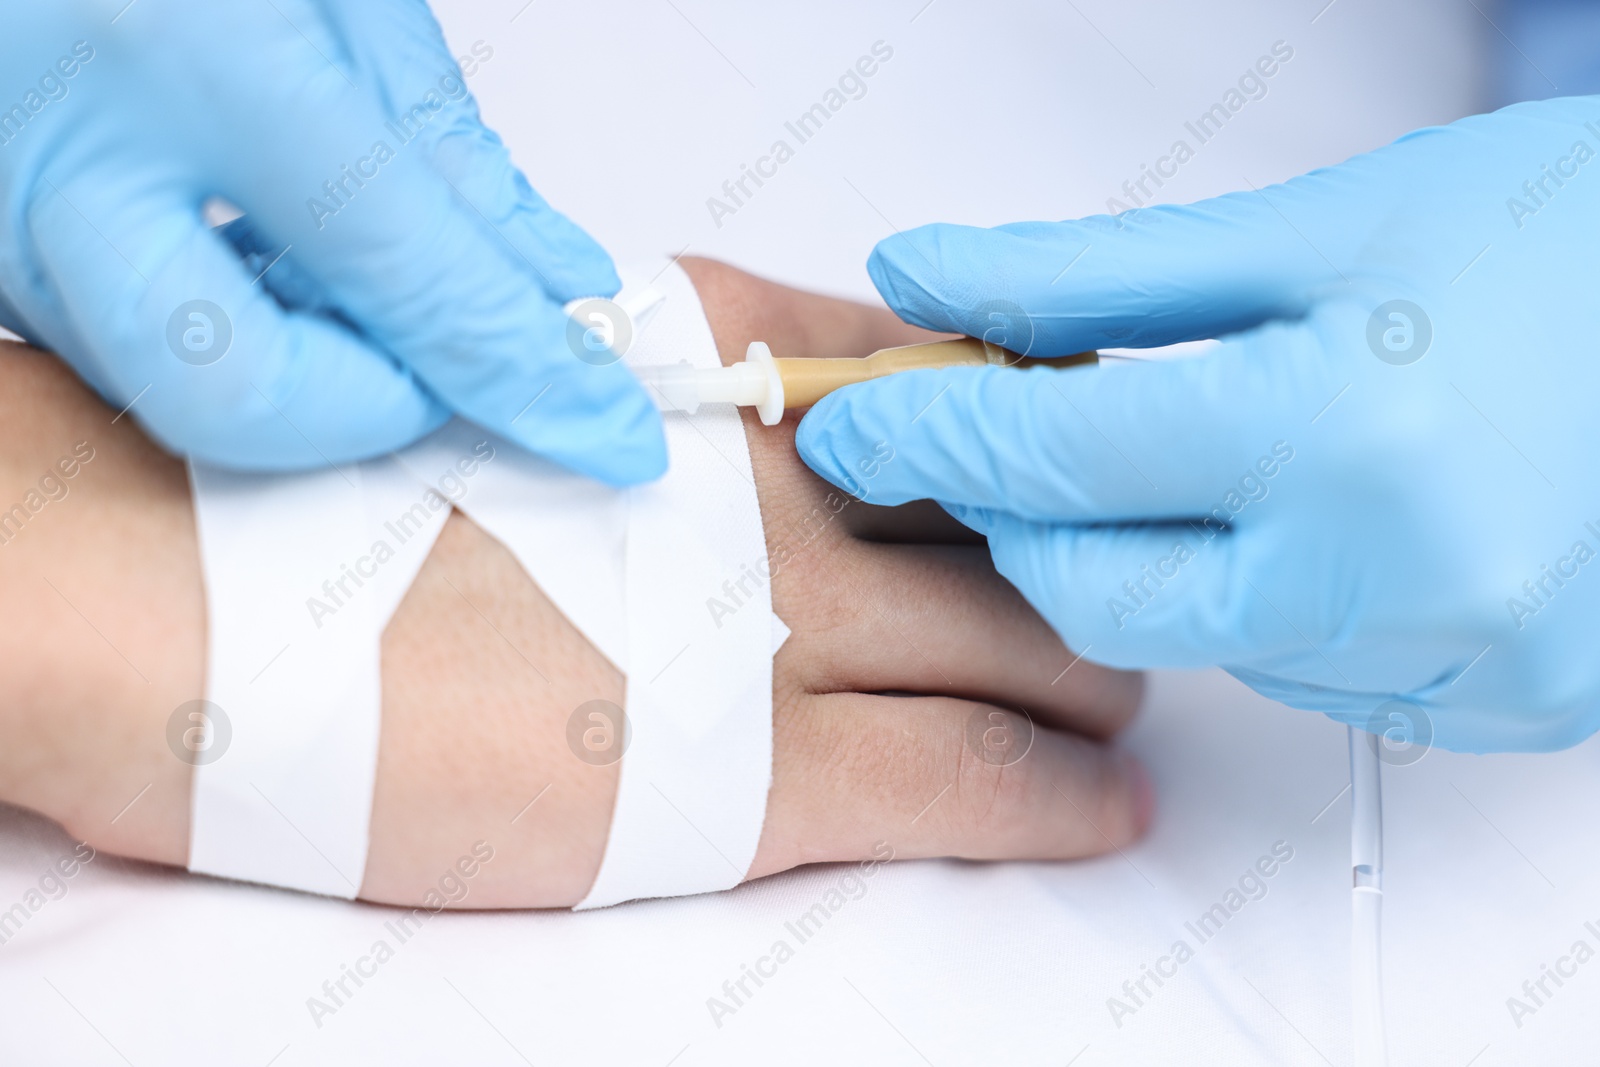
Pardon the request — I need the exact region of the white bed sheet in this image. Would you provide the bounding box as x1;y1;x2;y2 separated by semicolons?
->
4;671;1598;1064
9;0;1593;1062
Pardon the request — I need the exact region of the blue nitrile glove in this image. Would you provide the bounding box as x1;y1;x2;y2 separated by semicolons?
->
799;96;1600;754
0;1;664;483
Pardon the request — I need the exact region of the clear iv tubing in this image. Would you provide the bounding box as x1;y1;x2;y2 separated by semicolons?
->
1349;725;1389;1066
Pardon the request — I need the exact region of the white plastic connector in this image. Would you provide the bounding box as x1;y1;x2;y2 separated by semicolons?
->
745;341;785;426
633;341;786;424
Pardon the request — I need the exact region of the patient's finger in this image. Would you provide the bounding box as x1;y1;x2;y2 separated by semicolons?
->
798;542;1142;738
750;692;1152;878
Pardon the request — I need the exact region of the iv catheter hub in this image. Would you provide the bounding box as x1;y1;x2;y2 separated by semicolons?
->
637;337;1098;426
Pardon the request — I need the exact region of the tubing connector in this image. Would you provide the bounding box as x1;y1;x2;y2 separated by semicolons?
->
635;337;1096;426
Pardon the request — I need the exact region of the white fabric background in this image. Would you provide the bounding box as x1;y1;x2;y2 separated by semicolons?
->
8;1;1599;1063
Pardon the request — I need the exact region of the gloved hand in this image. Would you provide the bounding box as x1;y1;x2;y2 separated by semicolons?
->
798;95;1600;753
0;1;664;483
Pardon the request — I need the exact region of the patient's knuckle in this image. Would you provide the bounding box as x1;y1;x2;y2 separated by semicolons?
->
947;705;1034;838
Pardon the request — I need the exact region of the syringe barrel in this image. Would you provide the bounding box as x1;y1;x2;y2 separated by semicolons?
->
695;361;769;405
635;362;704;413
635;361;771;413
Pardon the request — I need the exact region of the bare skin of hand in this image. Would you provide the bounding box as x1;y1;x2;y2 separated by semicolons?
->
0;258;1148;909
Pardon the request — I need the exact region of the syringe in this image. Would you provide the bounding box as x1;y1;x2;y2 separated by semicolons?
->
635;337;1097;425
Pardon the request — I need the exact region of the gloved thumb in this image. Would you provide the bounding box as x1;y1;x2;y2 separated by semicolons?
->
867;177;1371;356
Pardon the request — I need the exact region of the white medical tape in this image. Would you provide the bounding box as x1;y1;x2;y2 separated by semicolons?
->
394;420;629;670
390;286;674;670
574;261;778;908
187;261;781;906
187;458;449;897
400;264;782;907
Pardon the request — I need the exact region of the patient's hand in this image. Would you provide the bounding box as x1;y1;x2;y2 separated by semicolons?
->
0;258;1147;908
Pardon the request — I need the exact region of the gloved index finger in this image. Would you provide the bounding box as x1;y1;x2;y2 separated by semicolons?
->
868;184;1357;356
795;332;1309;525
